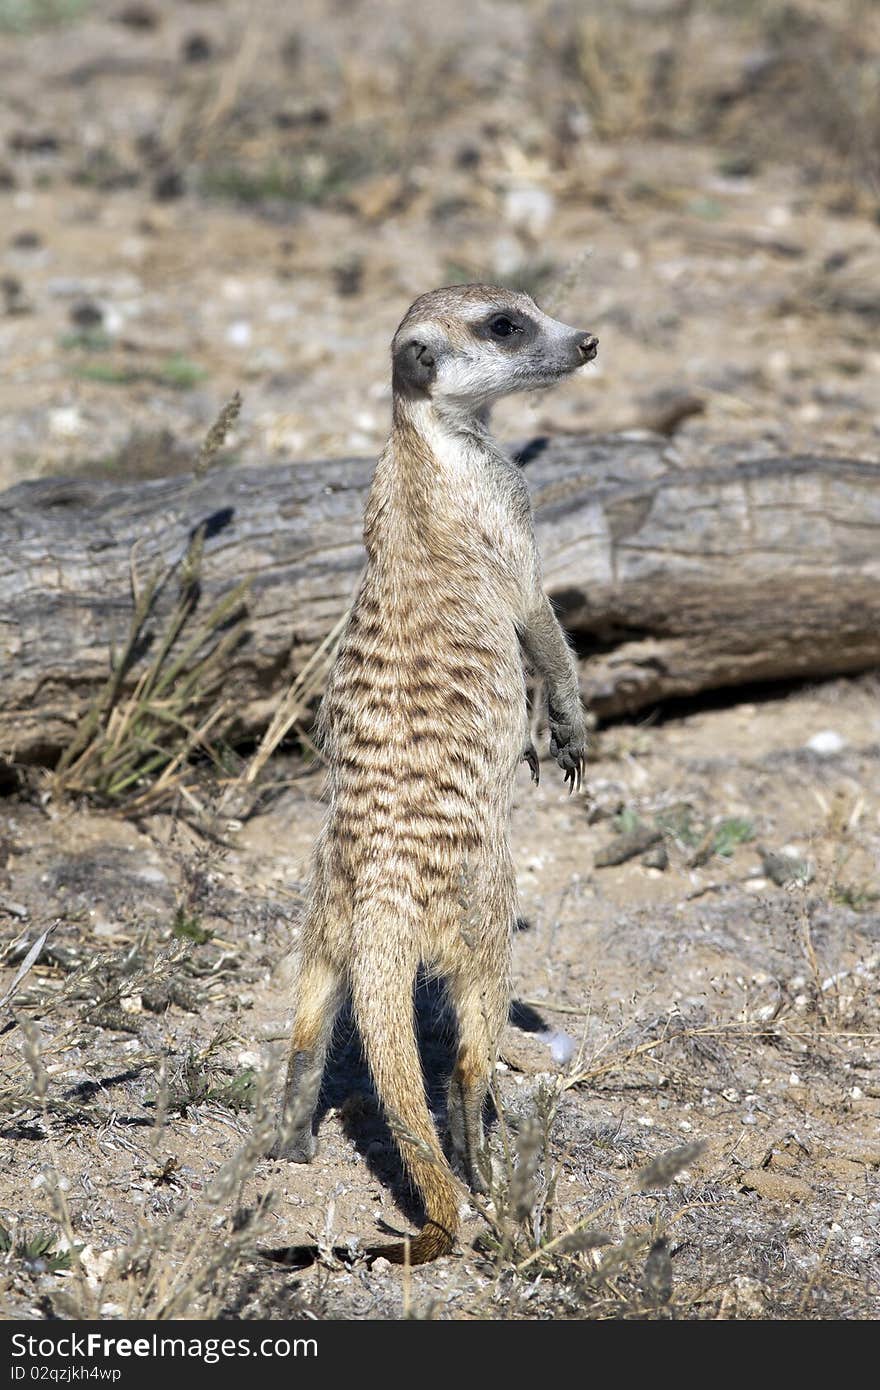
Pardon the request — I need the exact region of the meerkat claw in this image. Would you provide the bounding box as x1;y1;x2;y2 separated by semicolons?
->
523;742;540;785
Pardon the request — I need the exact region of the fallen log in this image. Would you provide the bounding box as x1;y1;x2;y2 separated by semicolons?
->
1;433;879;764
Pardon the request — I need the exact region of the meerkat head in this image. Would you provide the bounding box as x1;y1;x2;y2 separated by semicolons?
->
391;283;598;416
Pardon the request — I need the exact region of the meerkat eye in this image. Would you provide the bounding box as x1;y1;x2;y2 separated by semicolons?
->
489;314;520;338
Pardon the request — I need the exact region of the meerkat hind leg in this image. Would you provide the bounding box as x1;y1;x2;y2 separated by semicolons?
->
446;951;509;1195
271;951;344;1162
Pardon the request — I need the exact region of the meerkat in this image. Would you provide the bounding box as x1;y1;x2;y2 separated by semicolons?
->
271;284;597;1264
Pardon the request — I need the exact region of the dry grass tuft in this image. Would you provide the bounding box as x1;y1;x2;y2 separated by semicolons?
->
51;398;249;815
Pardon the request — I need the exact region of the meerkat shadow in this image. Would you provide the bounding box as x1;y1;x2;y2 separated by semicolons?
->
260;984;541;1273
316;973;530;1228
316;975;455;1227
314;981;549;1227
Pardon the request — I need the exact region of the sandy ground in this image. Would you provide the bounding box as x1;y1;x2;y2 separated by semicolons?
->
2;674;879;1318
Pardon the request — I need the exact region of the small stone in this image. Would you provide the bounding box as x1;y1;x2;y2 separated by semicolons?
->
153;168;185;201
641;842;668;871
455;143;481;169
718;1275;767;1319
48;407;84;440
69;300;103;328
333;256;363;298
226;320;252;348
79;1245;115;1288
806;730;846;756
8;130;60;154
182;33;212;63
503;184;556;238
758;845;814;888
539;1029;575;1065
595;824;662;867
115;4;159;29
1;275;31;315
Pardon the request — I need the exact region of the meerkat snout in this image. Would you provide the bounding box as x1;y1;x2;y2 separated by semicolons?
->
577;332;599;363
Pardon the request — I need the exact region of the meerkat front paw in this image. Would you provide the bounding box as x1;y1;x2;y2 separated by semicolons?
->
548;706;587;793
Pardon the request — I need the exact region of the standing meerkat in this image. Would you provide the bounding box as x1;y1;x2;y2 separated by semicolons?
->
272;284;597;1264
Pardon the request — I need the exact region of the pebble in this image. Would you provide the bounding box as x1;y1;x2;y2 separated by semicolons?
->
806;729;846;755
48;407;84;439
758;846;814;887
503;185;556;238
491;233;524;275
596;824;662;867
226;320;253;348
642;842;669;871
539;1029;575;1065
69;300;103;328
79;1245;115;1287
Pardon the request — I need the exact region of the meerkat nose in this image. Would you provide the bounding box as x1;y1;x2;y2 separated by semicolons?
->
576;333;599;362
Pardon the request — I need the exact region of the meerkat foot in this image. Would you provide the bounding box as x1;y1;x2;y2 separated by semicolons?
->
449;1140;491;1195
447;1085;493;1195
268;1126;317;1164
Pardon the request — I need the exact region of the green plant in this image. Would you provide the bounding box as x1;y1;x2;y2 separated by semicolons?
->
0;1223;75;1272
60;329;112;353
201;136;387;208
172;909;213;946
158;355;207;390
76;356;207;390
613;807;643;835
0;0;91;33
713;817;756;858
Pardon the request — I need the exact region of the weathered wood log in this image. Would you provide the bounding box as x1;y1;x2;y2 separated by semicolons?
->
1;433;879;764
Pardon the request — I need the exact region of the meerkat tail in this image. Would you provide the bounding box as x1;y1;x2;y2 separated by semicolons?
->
351;945;461;1265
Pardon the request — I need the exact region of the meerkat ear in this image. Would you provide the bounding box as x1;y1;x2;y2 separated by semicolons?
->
392;339;436;397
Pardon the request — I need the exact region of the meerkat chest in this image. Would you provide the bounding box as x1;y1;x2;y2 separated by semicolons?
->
423;429;532;566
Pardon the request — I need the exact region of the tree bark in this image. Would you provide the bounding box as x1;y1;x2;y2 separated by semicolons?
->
2;433;878;764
